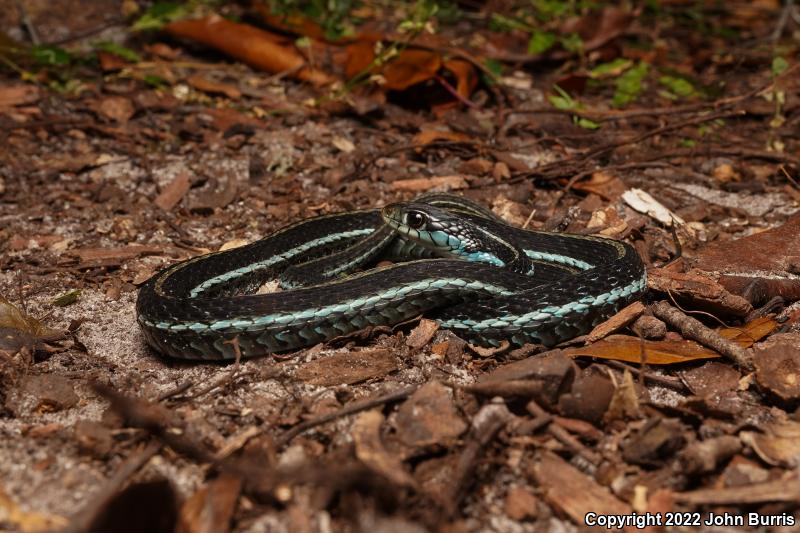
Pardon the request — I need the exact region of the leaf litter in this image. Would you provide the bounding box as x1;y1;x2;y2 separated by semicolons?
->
1;1;800;531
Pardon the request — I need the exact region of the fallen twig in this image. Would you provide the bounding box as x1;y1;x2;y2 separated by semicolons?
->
446;399;512;515
276;385;418;447
526;400;601;466
650;301;753;370
604;360;687;392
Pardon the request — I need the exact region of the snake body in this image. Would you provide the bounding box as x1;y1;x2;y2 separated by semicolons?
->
136;194;647;360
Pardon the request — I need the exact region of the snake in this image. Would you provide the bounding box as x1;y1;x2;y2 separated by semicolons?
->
136;194;647;360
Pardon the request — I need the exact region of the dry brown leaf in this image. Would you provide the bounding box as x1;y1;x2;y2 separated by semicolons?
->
565;334;720;365
0;296;59;339
412;129;473;147
382;49;441;90
604;369;641;421
165;15;334;86
390;175;468;192
740;420;800;467
343;38;377;79
442;58;478;101
572;171;628;200
185;75;241;99
719;316;779;348
406;319;439;349
96;96;135;123
0;84;40;108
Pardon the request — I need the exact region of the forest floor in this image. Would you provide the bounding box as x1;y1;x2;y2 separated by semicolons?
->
1;1;800;532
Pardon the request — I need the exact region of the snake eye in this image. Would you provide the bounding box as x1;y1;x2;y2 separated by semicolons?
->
405;211;427;230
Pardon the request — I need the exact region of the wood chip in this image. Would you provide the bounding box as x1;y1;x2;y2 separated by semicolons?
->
62;245;168;268
406;319;439;349
178;474;241;533
530;451;631;524
585;301;645;343
395;381;467;447
675;475;800;504
154;172;191;211
647;268;752;317
293;349;398;386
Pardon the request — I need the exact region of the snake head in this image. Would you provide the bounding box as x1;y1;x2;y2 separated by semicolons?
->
382;201;526;270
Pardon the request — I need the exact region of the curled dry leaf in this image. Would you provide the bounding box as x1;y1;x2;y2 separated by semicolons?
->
0;296;56;338
622;188;686;227
0;296;65;358
604;369;640;422
741;420;800;468
442;59;478;102
96;96;135;123
165;15;335;86
382;49;442;91
572;171;628;201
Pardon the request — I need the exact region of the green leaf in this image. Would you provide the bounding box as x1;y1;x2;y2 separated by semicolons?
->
143;74;167;87
548;84;576;110
679;138;696;148
482;58;502;86
560;32;583;53
132;2;188;31
772;56;789;76
51;290;81;307
527;30;557;55
533;0;569;21
613;61;649;107
95;42;141;63
658;75;695;98
30;45;71;66
483;58;503;77
575;117;600;130
489;13;532;32
590;58;632;78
